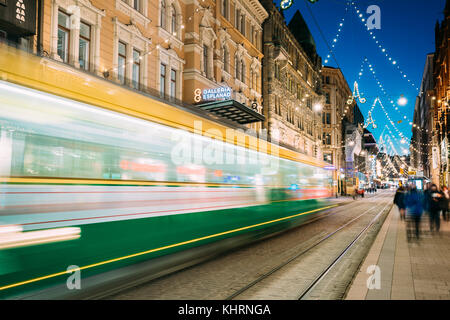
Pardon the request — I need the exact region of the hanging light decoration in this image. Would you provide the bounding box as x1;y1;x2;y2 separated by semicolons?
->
323;5;349;64
352;3;420;92
347;81;367;105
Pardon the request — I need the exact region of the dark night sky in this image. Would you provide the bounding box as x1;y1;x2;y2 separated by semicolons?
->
277;0;446;155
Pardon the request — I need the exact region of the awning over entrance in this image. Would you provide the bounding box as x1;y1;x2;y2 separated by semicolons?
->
195;99;265;125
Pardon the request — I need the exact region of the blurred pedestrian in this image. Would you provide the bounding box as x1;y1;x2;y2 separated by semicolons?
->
406;185;424;241
442;186;449;221
394;186;407;220
426;184;442;233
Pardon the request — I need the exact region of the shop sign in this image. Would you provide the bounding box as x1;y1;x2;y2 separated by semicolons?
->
194;87;232;103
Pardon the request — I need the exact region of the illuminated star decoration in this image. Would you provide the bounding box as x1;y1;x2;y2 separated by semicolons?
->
347;81;367;105
364;111;377;129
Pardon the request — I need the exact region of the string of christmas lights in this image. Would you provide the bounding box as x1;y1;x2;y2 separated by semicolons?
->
351;2;420;92
323;4;350;64
361;58;423;129
359;58;435;144
347;81;367;105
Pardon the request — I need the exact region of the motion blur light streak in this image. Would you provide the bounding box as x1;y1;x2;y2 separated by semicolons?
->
0;205;337;291
0;225;80;249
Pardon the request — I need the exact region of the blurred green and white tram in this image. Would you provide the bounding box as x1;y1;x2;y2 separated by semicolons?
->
0;45;335;298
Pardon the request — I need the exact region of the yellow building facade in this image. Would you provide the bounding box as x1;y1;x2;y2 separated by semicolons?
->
18;0;266;131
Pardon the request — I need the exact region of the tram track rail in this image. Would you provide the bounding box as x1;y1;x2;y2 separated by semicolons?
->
225;193;392;300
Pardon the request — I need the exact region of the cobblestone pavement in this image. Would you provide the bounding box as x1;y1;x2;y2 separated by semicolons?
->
108;191;393;300
346;203;450;300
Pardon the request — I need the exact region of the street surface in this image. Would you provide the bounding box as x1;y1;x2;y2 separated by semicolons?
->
108;190;394;300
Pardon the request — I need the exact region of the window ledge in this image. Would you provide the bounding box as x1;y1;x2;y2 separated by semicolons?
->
222;70;232;82
116;0;151;27
158;27;183;49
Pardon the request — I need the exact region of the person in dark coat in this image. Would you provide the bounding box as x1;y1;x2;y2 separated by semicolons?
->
394;186;407;220
406;185;424;240
441;186;449;221
426;184;442;233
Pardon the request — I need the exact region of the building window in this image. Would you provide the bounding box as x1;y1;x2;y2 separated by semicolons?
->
203;45;209;77
235;9;240;28
132;49;141;89
322;133;331;145
274;95;282;116
235;55;240;79
170;69;177;98
57;10;70;63
240;15;245;36
161;0;166;29
251;25;255;44
274;63;280;80
133;0;140;12
160;63;166;95
222;0;228;20
118;41;127;84
326;113;331;125
171;4;177;35
241;60;245;83
79;22;91;71
223;46;229;73
297;117;303;130
287;107;294;124
325;92;330;104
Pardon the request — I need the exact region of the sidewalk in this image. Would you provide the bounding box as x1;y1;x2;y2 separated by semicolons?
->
346;205;450;300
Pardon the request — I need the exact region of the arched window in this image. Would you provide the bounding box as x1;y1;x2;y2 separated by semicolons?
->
223;46;229;73
171;4;177;34
222;0;228;19
161;1;166;30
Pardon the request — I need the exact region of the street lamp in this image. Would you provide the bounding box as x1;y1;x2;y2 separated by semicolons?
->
397;95;408;106
313;102;323;113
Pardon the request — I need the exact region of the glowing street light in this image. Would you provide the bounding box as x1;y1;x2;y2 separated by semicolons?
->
313;102;323;113
397;95;408;106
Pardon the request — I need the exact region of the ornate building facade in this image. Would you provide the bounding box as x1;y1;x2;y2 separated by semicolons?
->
3;0;267;130
260;1;324;159
321;66;355;193
183;0;268;131
410;53;435;183
433;0;450;186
